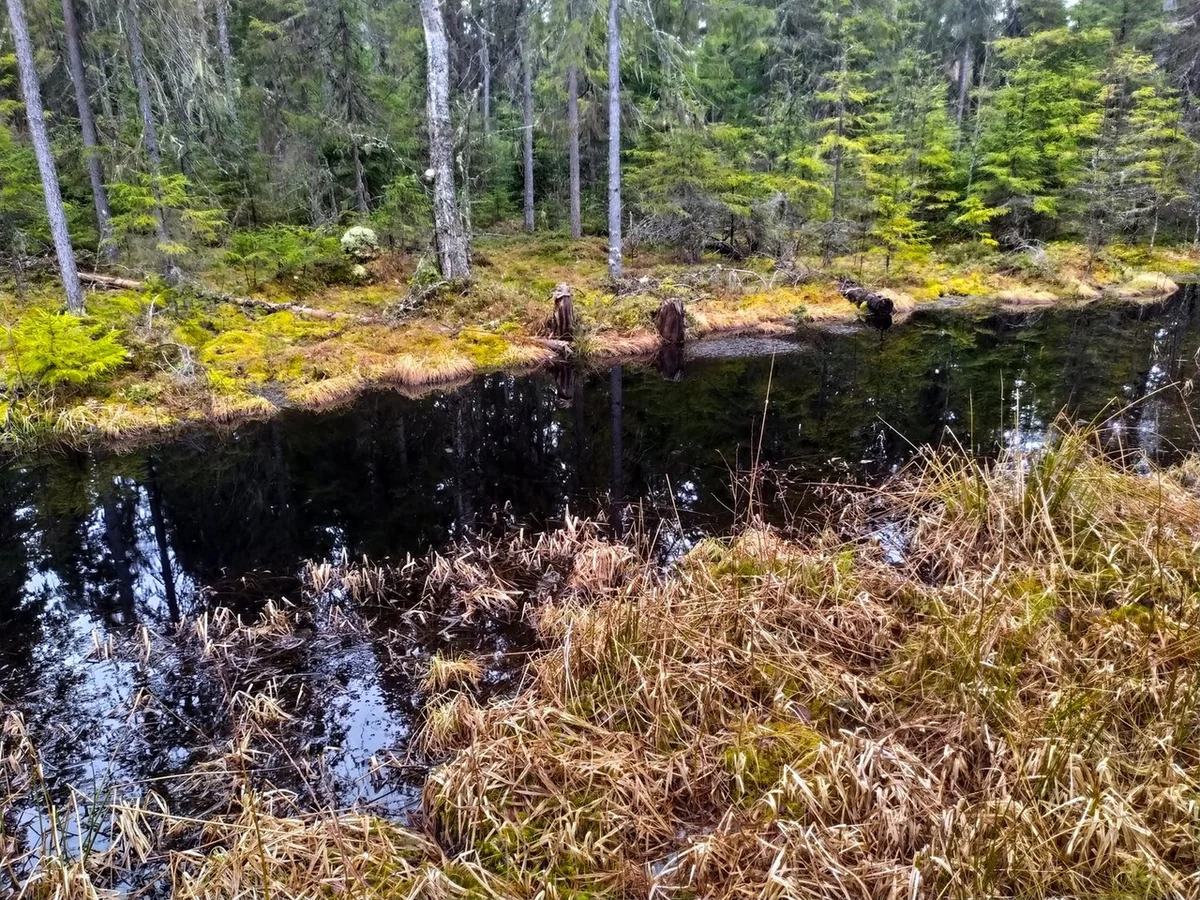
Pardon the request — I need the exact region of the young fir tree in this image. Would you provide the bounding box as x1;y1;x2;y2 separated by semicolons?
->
964;28;1106;245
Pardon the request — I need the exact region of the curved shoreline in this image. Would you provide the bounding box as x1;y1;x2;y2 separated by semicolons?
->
0;280;1185;458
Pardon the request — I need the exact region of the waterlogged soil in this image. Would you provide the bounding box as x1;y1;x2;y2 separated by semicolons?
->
3;293;1200;829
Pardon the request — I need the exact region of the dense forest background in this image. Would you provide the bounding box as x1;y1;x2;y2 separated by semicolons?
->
3;0;1200;281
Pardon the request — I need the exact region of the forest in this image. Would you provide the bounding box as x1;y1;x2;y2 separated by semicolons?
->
1;0;1200;444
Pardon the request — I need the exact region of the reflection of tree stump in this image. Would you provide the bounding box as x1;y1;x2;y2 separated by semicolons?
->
548;283;576;340
656;297;685;344
837;276;894;316
655;342;684;382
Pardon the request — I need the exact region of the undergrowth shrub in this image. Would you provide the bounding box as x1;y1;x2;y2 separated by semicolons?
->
2;310;128;393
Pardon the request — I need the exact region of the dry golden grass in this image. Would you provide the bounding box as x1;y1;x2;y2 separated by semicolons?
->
7;428;1200;900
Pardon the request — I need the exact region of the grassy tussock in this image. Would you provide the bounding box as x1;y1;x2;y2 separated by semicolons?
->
421;431;1200;899
7;431;1200;899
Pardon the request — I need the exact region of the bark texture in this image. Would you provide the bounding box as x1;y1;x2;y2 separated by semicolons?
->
62;0;116;262
419;0;470;279
8;0;85;311
606;0;622;278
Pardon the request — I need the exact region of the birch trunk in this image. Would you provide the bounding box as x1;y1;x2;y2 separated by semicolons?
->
606;0;622;278
520;16;535;233
419;0;470;279
62;0;116;262
7;0;85;311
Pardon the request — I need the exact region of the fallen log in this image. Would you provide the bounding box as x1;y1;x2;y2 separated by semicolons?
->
79;272;380;323
837;276;894;317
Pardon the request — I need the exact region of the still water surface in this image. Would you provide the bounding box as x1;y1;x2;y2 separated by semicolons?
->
2;294;1199;822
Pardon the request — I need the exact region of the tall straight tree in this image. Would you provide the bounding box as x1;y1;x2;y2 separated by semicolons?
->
520;2;535;233
419;0;470;278
6;0;85;311
62;0;116;262
566;0;581;238
606;0;621;277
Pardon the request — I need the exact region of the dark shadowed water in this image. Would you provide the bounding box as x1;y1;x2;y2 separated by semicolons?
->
3;293;1200;832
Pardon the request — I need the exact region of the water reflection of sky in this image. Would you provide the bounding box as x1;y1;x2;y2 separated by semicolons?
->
3;295;1200;839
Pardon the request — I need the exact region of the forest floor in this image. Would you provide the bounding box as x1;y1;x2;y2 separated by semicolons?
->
0;234;1195;452
7;430;1200;897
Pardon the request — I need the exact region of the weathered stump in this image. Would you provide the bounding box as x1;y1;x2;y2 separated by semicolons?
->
656;297;686;344
548;282;576;340
837;276;894;317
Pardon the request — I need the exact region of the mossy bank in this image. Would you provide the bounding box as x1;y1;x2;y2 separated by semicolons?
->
1;234;1194;453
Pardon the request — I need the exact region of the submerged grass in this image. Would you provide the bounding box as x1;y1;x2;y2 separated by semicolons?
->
6;427;1200;898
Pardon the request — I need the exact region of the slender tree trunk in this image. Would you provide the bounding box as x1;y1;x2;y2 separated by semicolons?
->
62;0;116;263
352;140;369;216
8;0;85;312
215;0;235;99
127;8;161;172
567;61;581;238
955;40;972;128
419;0;470;278
520;15;535;233
606;0;622;278
125;4;170;248
480;16;491;137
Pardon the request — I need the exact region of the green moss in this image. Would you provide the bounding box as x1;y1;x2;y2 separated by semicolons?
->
456;331;512;368
723;720;822;803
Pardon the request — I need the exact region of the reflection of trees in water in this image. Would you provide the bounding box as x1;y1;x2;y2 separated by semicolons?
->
3;297;1200;639
1;297;1199;825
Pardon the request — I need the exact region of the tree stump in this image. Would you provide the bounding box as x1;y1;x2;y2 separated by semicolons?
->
656;297;685;344
837;276;894;317
548;282;576;340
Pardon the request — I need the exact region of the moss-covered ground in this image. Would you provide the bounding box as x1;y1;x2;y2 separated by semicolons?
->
1;234;1195;452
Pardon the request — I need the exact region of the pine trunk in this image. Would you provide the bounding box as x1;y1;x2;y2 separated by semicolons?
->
62;0;116;263
419;0;470;279
8;0;85;311
568;62;581;239
606;0;622;279
520;20;535;233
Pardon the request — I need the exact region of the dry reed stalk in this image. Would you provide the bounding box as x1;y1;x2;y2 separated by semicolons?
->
9;427;1200;900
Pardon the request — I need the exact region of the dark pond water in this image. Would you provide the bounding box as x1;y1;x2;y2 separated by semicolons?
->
3;293;1200;832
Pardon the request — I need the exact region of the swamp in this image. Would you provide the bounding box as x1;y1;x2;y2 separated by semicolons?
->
7;0;1200;895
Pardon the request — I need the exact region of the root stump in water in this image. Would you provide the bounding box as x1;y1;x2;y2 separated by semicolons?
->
548;282;576;340
656;297;686;344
